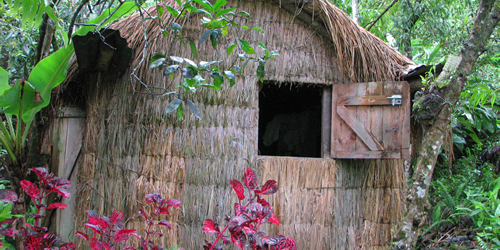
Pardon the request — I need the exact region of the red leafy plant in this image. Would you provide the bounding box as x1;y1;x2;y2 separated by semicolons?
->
19;167;75;249
131;193;183;250
76;193;183;250
76;210;136;250
203;168;296;250
0;189;20;248
0;189;18;203
0;221;18;248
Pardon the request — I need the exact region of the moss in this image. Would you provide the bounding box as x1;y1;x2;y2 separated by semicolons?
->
412;90;446;123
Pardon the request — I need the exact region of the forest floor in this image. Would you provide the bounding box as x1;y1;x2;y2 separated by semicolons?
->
421;233;477;249
419;217;480;249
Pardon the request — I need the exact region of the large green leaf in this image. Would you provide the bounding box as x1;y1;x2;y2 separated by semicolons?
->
0;67;9;95
19;0;45;28
0;80;40;118
227;43;237;57
239;40;256;54
23;45;75;122
212;0;227;13
425;42;443;65
189;40;198;59
0;81;22;112
215;7;235;18
193;0;213;13
166;99;183;113
186;100;202;120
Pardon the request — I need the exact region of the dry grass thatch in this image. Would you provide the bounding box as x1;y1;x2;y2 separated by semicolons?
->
64;0;415;86
314;0;415;82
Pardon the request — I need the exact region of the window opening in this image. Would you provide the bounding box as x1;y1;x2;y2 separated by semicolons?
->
258;82;322;157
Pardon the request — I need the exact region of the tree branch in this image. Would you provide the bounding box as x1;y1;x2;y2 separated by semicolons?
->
401;0;424;59
67;0;90;41
364;0;399;31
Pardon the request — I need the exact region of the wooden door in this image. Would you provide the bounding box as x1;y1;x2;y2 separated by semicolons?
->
46;107;85;241
331;81;410;159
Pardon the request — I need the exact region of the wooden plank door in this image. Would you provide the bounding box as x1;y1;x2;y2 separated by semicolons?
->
331;81;410;159
47;107;85;241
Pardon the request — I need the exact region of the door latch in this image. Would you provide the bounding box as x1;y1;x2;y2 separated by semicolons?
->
387;95;402;106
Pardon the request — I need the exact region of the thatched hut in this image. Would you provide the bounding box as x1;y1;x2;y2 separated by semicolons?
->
47;0;422;249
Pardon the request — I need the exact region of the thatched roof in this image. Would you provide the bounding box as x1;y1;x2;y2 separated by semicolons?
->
285;0;418;82
69;0;417;84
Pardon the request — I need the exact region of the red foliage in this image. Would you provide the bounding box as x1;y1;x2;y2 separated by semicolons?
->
137;193;182;249
242;168;258;190
8;166;293;250
10;168;75;250
255;180;278;195
0;189;18;203
76;209;136;249
45;202;68;210
157;220;171;229
203;168;296;250
166;199;182;207
0;220;18;240
22;228;76;250
31;167;71;198
203;219;220;234
20;168;71;216
269;237;297;250
230;180;245;201
77;193;182;250
268;213;280;226
20;180;39;201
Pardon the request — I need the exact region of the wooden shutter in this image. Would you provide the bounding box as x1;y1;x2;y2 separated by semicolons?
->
331;81;410;159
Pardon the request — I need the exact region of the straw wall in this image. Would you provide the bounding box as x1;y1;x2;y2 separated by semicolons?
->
64;0;406;249
255;158;405;249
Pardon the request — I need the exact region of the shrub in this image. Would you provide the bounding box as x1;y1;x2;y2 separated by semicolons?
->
0;168;75;249
203;168;296;250
76;193;182;250
3;167;296;249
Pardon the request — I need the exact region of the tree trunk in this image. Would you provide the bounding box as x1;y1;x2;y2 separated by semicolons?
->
352;0;360;24
400;0;423;59
12;195;26;249
0;47;8;69
10;162;27;249
394;0;500;248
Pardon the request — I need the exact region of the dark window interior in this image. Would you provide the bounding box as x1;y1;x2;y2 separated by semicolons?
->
258;82;322;157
